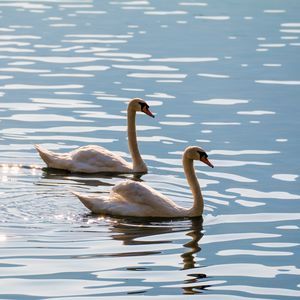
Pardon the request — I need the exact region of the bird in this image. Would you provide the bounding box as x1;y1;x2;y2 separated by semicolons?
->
35;98;154;174
73;146;214;218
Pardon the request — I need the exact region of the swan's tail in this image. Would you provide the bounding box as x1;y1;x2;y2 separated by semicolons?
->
72;191;107;214
35;144;60;168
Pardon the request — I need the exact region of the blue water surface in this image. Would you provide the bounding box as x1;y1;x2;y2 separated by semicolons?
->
0;0;300;299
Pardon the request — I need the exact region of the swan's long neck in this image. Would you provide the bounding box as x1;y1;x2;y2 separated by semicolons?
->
127;108;147;173
183;156;203;217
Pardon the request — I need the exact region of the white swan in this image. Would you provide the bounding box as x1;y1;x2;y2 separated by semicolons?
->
73;146;214;218
35;98;154;173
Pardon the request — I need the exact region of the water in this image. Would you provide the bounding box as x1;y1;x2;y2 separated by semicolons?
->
0;0;300;298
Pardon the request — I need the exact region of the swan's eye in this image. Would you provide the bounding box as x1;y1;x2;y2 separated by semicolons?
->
197;151;208;160
139;102;148;110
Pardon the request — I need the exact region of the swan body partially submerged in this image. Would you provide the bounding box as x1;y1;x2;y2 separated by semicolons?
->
73;146;214;218
35;98;154;173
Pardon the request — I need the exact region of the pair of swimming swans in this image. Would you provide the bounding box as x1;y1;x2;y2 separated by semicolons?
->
36;98;214;218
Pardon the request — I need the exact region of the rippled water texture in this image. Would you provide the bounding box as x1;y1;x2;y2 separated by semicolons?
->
0;0;300;299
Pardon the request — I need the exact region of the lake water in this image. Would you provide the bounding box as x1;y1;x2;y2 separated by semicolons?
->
0;0;300;299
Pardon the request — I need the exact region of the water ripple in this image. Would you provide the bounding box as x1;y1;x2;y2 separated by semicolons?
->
0;1;299;298
227;188;300;200
209;285;300;298
0;84;83;90
256;80;300;85
194;98;249;105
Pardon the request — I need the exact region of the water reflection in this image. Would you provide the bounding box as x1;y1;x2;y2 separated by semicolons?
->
181;217;203;270
87;216;206;295
40;167;141;189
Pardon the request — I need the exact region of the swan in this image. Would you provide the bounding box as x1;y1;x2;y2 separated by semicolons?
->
73;146;214;218
35;98;154;173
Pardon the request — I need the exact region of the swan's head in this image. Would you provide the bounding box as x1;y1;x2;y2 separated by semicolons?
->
129;98;155;118
185;146;214;168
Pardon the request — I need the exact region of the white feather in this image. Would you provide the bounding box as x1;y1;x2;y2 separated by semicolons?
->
36;144;132;173
74;180;184;217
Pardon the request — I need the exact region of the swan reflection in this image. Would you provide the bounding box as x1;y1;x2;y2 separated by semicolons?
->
39;167;142;188
81;216;206;295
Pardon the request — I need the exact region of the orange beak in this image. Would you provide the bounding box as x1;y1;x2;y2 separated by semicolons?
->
200;156;214;168
142;106;155;118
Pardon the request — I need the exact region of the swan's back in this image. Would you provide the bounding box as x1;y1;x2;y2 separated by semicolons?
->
36;144;132;173
110;180;186;217
70;145;131;173
74;180;194;218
